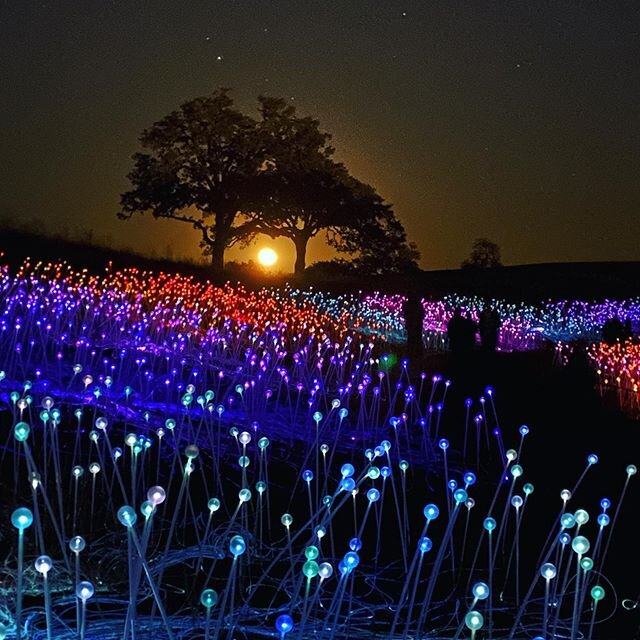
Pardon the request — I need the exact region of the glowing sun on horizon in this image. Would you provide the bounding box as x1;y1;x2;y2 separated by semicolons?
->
257;247;278;267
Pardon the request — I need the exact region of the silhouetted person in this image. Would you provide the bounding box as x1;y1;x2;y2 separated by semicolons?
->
602;317;625;345
479;305;501;352
448;308;476;355
404;292;425;358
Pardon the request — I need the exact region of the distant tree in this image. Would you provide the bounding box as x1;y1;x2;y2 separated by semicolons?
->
118;89;263;275
462;237;502;269
240;97;417;275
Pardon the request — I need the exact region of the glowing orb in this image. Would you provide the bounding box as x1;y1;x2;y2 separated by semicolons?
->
258;247;278;267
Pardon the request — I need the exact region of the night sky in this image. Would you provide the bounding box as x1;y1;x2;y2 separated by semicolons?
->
2;1;640;270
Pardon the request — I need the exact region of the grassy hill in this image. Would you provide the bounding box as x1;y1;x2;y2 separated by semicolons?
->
1;226;639;301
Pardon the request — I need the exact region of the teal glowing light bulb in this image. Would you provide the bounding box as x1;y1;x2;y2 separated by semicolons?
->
239;488;252;503
510;464;523;478
117;505;137;527
208;498;221;512
472;582;490;600
258;436;270;449
281;513;293;527
560;514;576;529
483;517;497;532
14;422;30;442
200;588;218;609
454;489;468;504
399;459;410;472
580;556;594;571
368;466;380;479
256;480;266;494
305;545;319;560
302;560;319;579
572;536;590;555
229;535;246;557
591;585;605;601
523;482;535;495
76;581;94;601
574;509;589;525
465;610;484;631
276;614;294;635
140;501;154;518
11;507;33;530
238;455;250;468
627;464;637;476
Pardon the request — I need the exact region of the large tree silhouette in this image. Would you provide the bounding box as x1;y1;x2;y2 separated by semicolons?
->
118;89;263;275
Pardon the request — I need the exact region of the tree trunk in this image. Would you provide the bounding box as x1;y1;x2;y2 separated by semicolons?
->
293;234;309;276
211;236;225;277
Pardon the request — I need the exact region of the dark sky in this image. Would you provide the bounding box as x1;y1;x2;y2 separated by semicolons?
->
2;1;640;270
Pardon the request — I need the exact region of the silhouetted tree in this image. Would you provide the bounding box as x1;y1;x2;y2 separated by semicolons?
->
241;97;418;275
334;207;420;275
462;237;502;269
118;89;263;275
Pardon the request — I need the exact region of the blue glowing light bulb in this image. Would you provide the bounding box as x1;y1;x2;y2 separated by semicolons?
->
349;537;362;551
275;614;294;635
439;438;449;450
424;504;440;520
587;453;598;465
600;498;611;510
597;513;610;527
419;537;432;553
341;463;355;478
343;551;360;570
229;535;246;557
464;472;477;486
341;478;356;492
367;488;380;502
472;582;490;600
302;469;314;483
76;581;94;601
